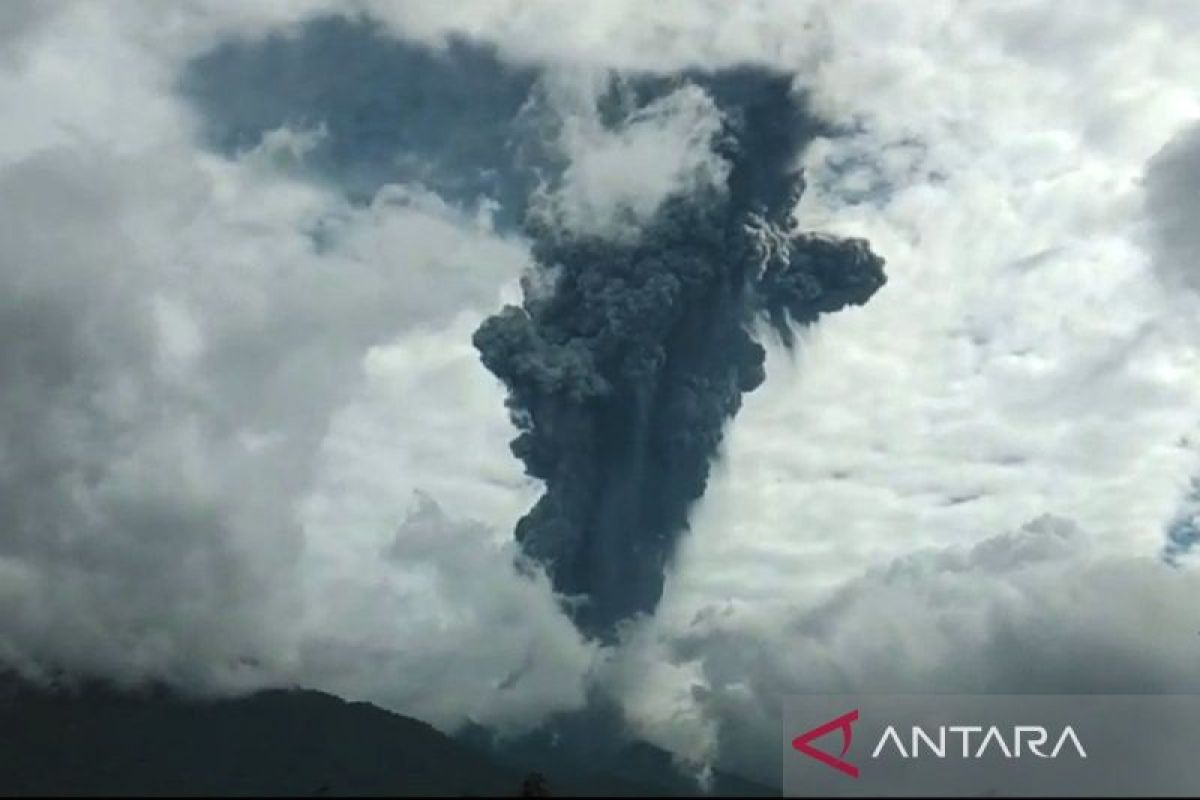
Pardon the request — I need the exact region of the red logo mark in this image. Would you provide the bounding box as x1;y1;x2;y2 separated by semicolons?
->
791;709;860;778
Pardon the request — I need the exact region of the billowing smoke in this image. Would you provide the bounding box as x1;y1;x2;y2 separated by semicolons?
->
474;69;886;640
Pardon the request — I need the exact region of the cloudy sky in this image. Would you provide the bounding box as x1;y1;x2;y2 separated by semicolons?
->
2;0;1200;785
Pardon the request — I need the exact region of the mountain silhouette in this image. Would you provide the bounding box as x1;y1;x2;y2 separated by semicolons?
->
0;672;776;796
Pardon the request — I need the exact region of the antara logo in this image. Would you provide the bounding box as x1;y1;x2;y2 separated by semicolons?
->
871;724;1088;759
793;709;1088;778
791;709;860;778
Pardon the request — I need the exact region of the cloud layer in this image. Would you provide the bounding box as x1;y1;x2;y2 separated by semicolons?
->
2;0;1200;786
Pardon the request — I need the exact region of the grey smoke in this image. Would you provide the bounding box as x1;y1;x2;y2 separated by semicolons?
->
474;69;886;640
183;19;889;641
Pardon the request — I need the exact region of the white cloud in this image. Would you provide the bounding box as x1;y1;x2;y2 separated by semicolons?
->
358;0;825;72
0;0;592;729
294;325;593;730
524;73;729;236
5;0;1200;786
667;0;1200;589
614;516;1200;778
582;0;1200;779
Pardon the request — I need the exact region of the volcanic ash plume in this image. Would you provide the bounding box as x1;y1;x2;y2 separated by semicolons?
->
474;69;887;640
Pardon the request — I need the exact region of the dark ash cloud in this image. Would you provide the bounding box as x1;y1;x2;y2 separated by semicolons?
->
183;16;889;643
474;69;886;640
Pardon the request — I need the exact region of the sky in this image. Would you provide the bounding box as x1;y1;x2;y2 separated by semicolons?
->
2;0;1200;786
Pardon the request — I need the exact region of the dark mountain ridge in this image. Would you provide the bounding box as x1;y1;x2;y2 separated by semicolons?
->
0;672;776;797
